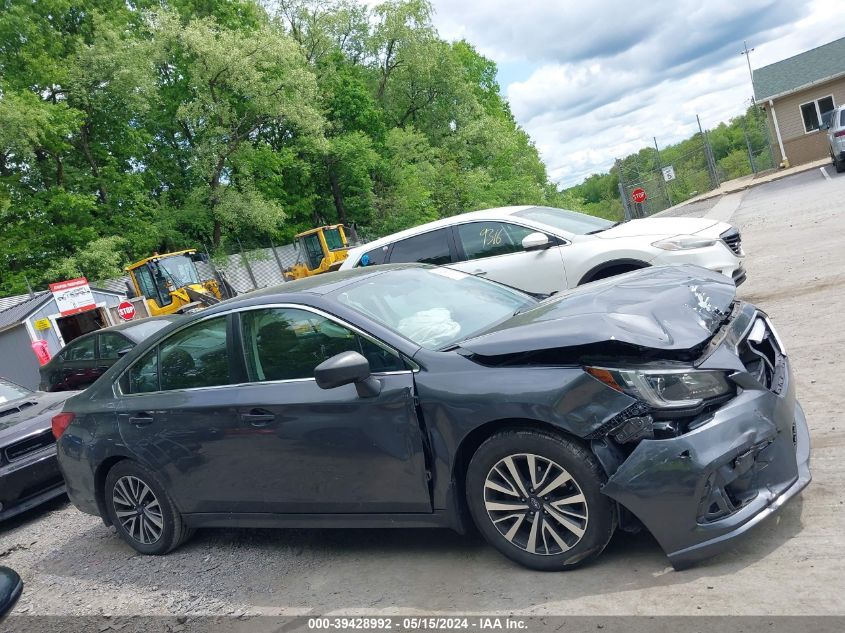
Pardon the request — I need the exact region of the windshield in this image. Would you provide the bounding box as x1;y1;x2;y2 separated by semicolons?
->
156;255;200;288
514;206;615;235
0;378;31;405
335;267;535;349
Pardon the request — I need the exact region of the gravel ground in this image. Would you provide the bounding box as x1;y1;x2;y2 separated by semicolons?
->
2;166;844;618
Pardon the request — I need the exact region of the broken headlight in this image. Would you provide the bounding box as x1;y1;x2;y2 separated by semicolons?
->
585;366;732;409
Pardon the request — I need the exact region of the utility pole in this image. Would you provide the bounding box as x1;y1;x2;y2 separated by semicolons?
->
741;40;755;103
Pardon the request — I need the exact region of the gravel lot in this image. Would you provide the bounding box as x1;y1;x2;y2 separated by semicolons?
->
2;165;844;619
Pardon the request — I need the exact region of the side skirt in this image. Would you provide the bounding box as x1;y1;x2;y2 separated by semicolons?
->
183;510;458;531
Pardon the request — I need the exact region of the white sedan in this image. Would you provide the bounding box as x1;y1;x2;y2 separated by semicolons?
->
340;206;745;295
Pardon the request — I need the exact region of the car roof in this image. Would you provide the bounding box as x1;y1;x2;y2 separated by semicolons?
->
348;205;538;257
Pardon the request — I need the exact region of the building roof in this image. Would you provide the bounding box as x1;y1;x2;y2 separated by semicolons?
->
0;292;52;333
754;37;845;102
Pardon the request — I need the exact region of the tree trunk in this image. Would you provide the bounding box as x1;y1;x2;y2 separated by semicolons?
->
79;124;108;204
328;164;348;225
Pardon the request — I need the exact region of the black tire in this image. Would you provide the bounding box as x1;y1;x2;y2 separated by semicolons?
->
465;429;615;571
836;157;845;173
104;460;194;555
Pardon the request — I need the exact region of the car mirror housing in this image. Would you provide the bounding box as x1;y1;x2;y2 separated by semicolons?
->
522;232;551;251
0;567;22;622
117;347;134;358
314;351;381;398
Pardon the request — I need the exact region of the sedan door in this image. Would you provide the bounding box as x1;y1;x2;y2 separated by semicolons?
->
229;306;431;515
449;221;570;294
54;335;98;391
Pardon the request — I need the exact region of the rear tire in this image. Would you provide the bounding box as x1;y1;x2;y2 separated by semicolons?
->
836;157;845;173
104;461;194;555
465;428;615;571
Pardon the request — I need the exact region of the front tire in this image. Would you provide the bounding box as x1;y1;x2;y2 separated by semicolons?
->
836;156;845;173
104;460;193;555
465;429;615;570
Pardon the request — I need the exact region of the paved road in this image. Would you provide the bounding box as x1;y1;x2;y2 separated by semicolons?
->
2;167;844;617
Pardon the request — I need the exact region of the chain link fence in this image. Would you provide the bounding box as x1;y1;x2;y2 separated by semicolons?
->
617;108;775;218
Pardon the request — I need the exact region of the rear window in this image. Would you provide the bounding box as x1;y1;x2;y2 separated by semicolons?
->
388;229;452;265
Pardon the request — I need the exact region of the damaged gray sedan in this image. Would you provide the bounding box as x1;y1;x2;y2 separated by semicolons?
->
56;264;809;571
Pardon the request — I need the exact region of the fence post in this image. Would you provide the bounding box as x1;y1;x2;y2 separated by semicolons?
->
653;137;673;207
615;159;632;221
698;115;720;189
237;238;258;290
268;237;287;280
741;115;757;174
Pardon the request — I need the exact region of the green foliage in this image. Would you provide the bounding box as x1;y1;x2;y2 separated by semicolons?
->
0;0;570;295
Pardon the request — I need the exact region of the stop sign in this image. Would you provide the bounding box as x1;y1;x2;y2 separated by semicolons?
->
117;301;136;321
631;187;647;204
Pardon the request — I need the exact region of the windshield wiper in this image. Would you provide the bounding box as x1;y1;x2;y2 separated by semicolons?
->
585;221;622;235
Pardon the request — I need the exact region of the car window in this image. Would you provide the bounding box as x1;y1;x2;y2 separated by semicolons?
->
457;222;539;260
388;229;452;265
65;336;95;361
336;267;535;349
99;332;131;360
357;245;389;267
128;348;159;394
158;317;230;391
240;308;405;382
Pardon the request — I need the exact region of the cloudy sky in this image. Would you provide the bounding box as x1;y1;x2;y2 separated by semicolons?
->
426;0;845;187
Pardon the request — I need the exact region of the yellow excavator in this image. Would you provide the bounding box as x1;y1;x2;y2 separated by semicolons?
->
125;249;226;317
283;225;352;281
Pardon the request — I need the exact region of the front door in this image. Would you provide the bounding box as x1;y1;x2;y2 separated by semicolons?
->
450;221;569;294
230;306;431;514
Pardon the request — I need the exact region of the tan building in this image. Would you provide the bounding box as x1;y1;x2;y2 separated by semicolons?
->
753;37;845;167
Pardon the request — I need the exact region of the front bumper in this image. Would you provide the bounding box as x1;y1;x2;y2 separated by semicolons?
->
602;308;809;569
0;446;66;522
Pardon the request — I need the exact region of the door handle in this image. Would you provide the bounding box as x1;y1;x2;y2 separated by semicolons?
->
128;413;154;426
240;409;275;427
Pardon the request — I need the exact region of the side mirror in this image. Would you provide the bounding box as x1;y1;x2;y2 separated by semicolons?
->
522;232;551;251
0;567;22;622
117;347;134;358
314;351;381;398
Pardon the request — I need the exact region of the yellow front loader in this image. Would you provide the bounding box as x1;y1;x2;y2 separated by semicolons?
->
283;225;351;281
125;250;225;317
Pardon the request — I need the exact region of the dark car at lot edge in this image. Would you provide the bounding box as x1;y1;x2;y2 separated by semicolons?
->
54;264;810;570
39;317;179;392
0;378;79;521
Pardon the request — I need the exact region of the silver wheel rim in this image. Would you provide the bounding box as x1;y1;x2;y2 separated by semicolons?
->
484;453;589;556
112;475;164;545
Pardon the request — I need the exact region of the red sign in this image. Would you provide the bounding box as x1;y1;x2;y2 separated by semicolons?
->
631;188;647;204
31;339;52;366
117;301;137;321
49;277;96;316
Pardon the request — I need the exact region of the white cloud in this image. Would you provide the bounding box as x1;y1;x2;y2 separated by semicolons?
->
428;0;845;186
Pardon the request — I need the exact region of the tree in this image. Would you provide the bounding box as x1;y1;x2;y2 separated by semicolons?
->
151;11;325;246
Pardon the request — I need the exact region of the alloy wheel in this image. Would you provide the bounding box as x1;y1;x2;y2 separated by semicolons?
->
484;453;589;555
112;475;164;545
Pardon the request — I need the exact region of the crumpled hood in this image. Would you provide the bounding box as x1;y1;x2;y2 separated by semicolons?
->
594;217;721;238
0;390;78;444
459;265;736;357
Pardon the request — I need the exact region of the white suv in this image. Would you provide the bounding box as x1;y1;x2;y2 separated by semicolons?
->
340;206;745;295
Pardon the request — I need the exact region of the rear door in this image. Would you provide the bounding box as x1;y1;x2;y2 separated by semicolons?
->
57;335;99;390
449;220;568;294
230;305;431;514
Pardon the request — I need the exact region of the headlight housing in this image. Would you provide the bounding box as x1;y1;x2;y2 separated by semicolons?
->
652;235;717;251
585;366;732;409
